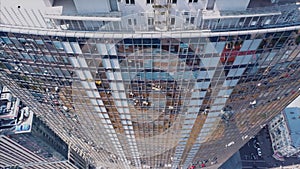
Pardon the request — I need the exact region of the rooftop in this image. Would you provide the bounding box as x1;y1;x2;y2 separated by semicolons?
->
247;0;298;8
1;0;300;33
284;107;300;148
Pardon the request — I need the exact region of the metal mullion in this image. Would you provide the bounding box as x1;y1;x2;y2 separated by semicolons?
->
274;14;282;25
247;16;254;28
212;19;218;30
221;19;226;29
200;18;205;29
112;69;123;138
117;21;122;31
195;9;200;30
95;21;102;31
173;37;193;165
268;14;276;25
165;38;173;156
207;19;212;29
77;20;87;31
241;17;247;28
157;35;165;156
83;21;91;30
234;17;241;28
68;20;76;30
256;16;261;27
227;18;234;28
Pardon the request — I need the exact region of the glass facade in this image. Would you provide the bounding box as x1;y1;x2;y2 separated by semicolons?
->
1;28;300;168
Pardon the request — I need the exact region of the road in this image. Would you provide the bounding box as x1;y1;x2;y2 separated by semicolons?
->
239;126;300;169
240;136;268;169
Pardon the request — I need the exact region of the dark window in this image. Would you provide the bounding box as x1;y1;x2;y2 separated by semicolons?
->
148;18;154;25
126;0;135;4
186;17;190;23
189;0;198;2
171;18;175;25
168;0;177;4
191;17;195;24
146;0;154;4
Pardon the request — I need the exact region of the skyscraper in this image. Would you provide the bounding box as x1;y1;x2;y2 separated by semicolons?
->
0;84;91;169
0;0;300;168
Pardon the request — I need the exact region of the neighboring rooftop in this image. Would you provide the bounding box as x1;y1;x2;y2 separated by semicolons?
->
247;0;298;8
247;0;273;8
284;107;300;148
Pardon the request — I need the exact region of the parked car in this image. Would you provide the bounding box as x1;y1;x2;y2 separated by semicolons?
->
257;147;262;156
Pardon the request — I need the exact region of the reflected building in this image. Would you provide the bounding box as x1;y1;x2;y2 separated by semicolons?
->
0;0;300;168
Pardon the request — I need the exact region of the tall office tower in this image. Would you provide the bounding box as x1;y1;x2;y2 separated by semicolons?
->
0;0;300;168
0;135;91;169
0;84;91;169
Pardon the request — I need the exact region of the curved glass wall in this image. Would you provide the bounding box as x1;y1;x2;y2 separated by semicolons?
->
0;28;300;168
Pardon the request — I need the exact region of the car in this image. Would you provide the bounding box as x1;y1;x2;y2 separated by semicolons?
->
253;139;260;148
257;147;262;156
256;142;260;148
242;135;249;140
226;141;235;147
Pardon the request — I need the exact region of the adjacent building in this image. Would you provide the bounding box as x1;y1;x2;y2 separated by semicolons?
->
0;0;300;168
0;84;91;169
0;85;31;134
0;135;74;169
269;107;300;157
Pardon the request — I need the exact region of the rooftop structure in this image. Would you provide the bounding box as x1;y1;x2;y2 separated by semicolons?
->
285;108;300;148
0;0;300;168
269;107;300;157
0;0;299;32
